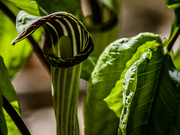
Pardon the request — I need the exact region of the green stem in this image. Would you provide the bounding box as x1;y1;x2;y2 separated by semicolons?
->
3;96;31;135
51;64;81;135
167;27;180;52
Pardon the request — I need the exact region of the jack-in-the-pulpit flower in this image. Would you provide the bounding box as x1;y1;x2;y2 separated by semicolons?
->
12;10;94;135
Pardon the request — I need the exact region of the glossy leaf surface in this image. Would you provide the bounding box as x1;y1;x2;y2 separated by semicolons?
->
117;47;164;134
84;33;162;135
94;31;180;134
117;52;180;135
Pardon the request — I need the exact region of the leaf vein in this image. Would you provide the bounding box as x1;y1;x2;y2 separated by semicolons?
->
158;90;175;117
137;67;161;76
136;76;158;91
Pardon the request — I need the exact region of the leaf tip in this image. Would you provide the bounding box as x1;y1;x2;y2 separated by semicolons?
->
11;39;16;45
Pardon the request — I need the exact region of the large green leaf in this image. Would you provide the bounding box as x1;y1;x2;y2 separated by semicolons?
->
103;36;180;134
116;52;180;135
84;33;162;135
116;47;164;134
0;55;21;135
105;39;162;118
0;10;32;79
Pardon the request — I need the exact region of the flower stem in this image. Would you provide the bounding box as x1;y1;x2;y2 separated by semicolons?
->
51;64;81;135
167;27;180;52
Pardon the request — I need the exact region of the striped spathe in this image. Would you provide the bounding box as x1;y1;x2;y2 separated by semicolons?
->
12;11;94;68
12;10;94;135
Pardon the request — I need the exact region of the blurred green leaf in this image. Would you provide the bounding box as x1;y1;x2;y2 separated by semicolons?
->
80;51;99;80
83;0;120;54
172;7;180;27
8;0;40;15
0;55;21;135
0;10;33;79
90;24;120;54
164;0;180;8
84;33;162;135
83;0;119;31
35;0;82;17
164;0;180;32
163;0;180;70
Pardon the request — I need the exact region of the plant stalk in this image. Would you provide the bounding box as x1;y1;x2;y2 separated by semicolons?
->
3;96;31;135
51;64;81;135
167;27;180;52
